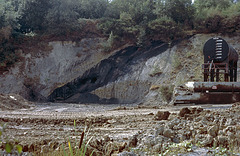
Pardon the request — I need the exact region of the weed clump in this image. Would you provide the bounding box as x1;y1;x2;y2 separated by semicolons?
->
61;120;94;156
0;123;23;155
159;85;174;103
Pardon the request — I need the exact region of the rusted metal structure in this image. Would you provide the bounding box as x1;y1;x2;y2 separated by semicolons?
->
174;82;240;104
202;37;238;82
174;38;240;104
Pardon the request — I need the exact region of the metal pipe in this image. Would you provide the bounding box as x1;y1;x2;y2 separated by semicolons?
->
185;82;240;92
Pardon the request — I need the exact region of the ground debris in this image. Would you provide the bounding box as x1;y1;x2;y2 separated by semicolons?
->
0;93;34;111
0;103;239;155
154;111;171;120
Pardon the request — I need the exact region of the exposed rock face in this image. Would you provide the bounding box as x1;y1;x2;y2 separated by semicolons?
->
1;34;240;104
0;37;172;104
92;81;151;104
0;38;129;102
48;41;169;103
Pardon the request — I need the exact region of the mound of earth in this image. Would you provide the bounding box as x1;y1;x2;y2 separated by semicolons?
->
0;94;34;111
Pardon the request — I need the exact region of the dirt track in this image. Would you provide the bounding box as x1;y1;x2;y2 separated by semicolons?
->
0;102;234;154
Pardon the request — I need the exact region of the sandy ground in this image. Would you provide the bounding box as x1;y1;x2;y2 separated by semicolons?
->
0;101;233;154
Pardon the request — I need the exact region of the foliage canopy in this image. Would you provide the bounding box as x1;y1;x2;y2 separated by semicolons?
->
0;0;239;38
0;0;240;70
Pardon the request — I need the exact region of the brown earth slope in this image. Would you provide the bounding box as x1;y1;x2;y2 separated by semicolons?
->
0;94;34;111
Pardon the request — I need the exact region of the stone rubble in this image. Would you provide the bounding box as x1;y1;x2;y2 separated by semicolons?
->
119;103;240;155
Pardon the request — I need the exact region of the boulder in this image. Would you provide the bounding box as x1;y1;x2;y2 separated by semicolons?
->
208;125;218;137
118;151;137;156
195;116;203;122
224;126;236;133
227;132;235;141
163;129;174;138
202;134;213;147
143;135;156;147
179;107;191;117
217;135;228;147
41;145;50;153
154;127;164;136
154;111;170;120
190;107;203;114
198;126;208;134
219;117;227;127
167;118;182;130
128;134;138;147
153;143;163;152
201;117;208;125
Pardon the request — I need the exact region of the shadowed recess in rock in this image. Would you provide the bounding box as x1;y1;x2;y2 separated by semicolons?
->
48;41;169;104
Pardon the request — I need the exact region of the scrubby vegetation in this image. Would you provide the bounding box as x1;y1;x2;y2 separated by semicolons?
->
0;121;94;155
0;0;240;71
159;85;174;102
0;123;23;155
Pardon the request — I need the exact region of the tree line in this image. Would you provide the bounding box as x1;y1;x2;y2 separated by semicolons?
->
0;0;240;69
1;0;239;35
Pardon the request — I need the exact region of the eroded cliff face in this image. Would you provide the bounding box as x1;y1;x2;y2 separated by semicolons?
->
91;44;174;104
48;41;170;104
1;34;240;104
50;34;240;105
0;37;126;101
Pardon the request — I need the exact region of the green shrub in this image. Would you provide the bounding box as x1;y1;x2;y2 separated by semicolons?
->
97;18;117;35
61;121;94;156
159;85;174;102
0;39;19;71
102;31;116;52
193;7;226;32
163;141;193;155
149;65;162;77
98;14;138;43
223;2;240;17
148;17;185;41
172;54;182;71
136;28;147;47
0;123;23;154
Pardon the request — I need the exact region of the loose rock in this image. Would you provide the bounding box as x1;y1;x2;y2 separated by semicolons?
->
41;145;50;153
163;129;174;138
154;127;164;136
154;111;170;120
208;125;218;137
128;134;138;147
118;151;137;156
202;134;213;147
217;135;228;147
179;107;191;117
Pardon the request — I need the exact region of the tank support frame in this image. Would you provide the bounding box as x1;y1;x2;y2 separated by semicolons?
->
202;62;237;82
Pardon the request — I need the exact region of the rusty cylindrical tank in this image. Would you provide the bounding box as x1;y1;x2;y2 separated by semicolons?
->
203;37;238;82
203;37;238;63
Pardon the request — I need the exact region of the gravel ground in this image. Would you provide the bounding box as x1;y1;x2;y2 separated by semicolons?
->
0;102;239;155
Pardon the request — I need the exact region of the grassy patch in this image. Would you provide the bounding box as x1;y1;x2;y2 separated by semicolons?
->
0;123;23;154
150;85;160;91
172;54;182;71
149;66;162;77
101;31;115;53
1;121;95;156
159;85;174;102
60;121;94;156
